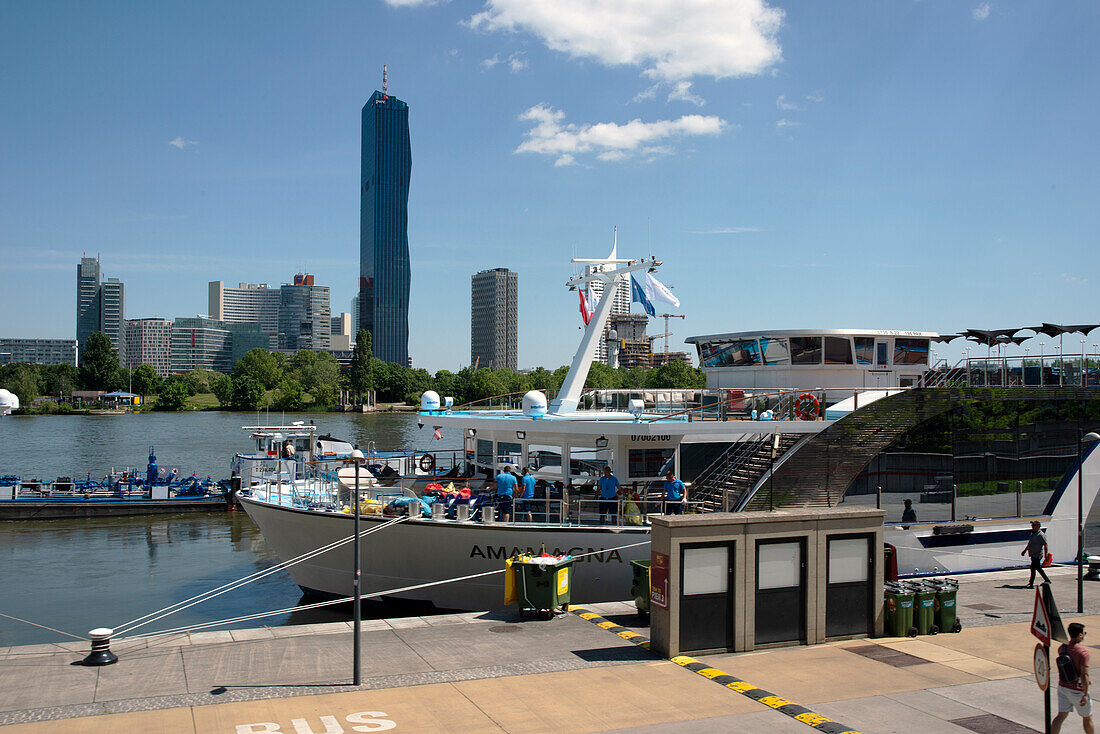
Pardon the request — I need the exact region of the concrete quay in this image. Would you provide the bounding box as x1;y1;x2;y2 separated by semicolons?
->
2;565;1099;733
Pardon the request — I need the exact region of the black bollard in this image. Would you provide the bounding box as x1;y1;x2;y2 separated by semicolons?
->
82;627;119;666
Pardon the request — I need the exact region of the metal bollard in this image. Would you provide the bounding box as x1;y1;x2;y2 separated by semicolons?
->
83;628;119;666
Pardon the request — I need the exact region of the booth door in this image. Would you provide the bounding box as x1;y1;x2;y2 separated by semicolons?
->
826;535;873;637
679;542;734;653
755;539;806;645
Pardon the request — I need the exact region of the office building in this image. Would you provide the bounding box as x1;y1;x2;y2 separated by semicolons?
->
75;256;125;363
330;313;352;351
124;319;172;376
170;317;267;374
76;257;101;352
607;314;651;369
351;295;359;337
0;338;78;367
279;274;331;352
470;268;518;371
208;281;281;349
360;88;411;365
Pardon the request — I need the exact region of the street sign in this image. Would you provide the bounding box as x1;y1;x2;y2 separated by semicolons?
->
1031;586;1052;645
1041;582;1069;644
1034;643;1049;691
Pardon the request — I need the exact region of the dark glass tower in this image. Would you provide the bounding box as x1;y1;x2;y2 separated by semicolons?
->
359;90;411;365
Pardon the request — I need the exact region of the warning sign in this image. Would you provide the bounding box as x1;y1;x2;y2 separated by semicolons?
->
1031;586;1051;646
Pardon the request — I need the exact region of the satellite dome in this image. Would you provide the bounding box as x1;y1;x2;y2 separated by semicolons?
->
522;391;548;418
0;389;19;415
420;391;441;412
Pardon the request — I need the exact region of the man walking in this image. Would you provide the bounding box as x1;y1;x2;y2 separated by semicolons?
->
597;466;620;525
1022;519;1051;588
1053;622;1093;734
495;465;517;522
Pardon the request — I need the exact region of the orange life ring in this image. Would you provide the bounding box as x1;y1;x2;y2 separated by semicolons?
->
794;392;820;420
418;453;436;473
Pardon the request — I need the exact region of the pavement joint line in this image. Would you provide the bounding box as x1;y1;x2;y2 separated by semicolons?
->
569;606;862;734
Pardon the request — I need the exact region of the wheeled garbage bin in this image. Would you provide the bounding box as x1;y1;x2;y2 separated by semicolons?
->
515;555;574;618
884;583;917;638
630;559;651;621
931;579;961;633
910;583;938;635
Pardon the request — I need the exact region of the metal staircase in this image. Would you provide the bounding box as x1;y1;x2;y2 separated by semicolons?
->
690;433;803;512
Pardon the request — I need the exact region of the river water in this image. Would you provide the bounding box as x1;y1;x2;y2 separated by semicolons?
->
0;411;459;647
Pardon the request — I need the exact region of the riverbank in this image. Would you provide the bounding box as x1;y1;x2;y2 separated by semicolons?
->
1;567;1095;733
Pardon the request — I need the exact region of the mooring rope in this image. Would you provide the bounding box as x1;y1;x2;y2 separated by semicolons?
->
0;612;88;642
113;515;410;636
128;539;653;642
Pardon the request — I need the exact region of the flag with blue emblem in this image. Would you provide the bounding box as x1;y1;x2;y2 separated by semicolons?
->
631;274;656;316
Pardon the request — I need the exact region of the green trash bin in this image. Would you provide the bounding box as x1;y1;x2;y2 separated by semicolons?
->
884;583;917;638
630;560;651;620
515;556;574;618
931;579;961;633
910;583;938;635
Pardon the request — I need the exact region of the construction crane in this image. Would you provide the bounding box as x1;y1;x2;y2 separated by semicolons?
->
649;313;686;355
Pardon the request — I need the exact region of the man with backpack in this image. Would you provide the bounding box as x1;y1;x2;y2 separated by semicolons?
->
1053;622;1093;734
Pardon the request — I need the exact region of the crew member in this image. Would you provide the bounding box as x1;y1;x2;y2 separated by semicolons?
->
663;470;686;515
902;499;917;523
520;466;537;522
495;464;517;522
597;466;621;525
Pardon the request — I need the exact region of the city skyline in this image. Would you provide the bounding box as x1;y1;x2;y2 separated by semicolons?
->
2;2;1098;372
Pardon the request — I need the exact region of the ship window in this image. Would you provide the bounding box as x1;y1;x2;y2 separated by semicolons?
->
527;444;562;480
569;445;610;484
759;337;790;365
476;439;493;467
699;339;759;368
496;441;522;468
790;336;823;365
894;338;929;365
854;337;874;365
824;336;853;365
628;448;675;478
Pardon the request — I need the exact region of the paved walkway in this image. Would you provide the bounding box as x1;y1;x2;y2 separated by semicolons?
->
1;566;1097;733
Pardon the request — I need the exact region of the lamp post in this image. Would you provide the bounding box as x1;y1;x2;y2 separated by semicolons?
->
348;445;365;685
1077;431;1100;614
1024;347;1031;386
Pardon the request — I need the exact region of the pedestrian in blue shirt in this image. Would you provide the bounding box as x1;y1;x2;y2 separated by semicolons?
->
495;465;517;522
519;466;537;522
663;470;686;515
597;466;621;525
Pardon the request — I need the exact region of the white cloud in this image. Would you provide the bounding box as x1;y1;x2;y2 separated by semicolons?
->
168;136;198;149
633;84;660;103
382;0;441;6
482;52;528;73
516;104;725;166
775;119;798;128
468;0;784;82
480;54;502;70
776;94;801;111
806;89;824;103
689;227;763;234
972;3;991;20
668;81;705;106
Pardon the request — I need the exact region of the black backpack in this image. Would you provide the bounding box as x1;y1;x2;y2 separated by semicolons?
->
1057;644;1079;683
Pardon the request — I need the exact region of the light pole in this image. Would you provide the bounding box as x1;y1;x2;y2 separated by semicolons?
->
348;445;366;685
1082;339;1088;387
1077;431;1100;614
1024;347;1031;386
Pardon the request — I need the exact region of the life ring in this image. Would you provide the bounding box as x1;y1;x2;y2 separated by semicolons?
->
418;453;436;473
794;392;820;420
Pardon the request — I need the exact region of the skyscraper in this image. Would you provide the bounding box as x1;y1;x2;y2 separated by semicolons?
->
471;268;518;371
209;281;281;349
359;88;411;365
586;264;631;364
278;273;331;352
76;256;101;352
99;277;125;363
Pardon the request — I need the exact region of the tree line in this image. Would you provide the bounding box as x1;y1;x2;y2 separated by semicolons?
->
1;329;706;412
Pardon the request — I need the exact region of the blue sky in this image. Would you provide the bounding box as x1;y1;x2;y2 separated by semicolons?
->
2;1;1098;372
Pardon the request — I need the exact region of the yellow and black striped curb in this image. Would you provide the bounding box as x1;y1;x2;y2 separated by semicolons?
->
569;607;861;734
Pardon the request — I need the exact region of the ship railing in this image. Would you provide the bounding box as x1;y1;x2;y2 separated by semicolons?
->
918;353;1100;388
573;498;706;526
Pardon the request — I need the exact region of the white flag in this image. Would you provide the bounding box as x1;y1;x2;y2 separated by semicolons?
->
644;272;680;308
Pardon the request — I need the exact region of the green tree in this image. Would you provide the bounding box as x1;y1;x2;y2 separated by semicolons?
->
78;332;120;390
645;359;706;389
211;374;233;406
39;364;77;399
271;379;304;411
585;362;620;389
1;364;39;406
233;349;284;390
230;375;266;409
156;380;189;411
289;350;340;405
348;330;373;401
130;364;161;398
